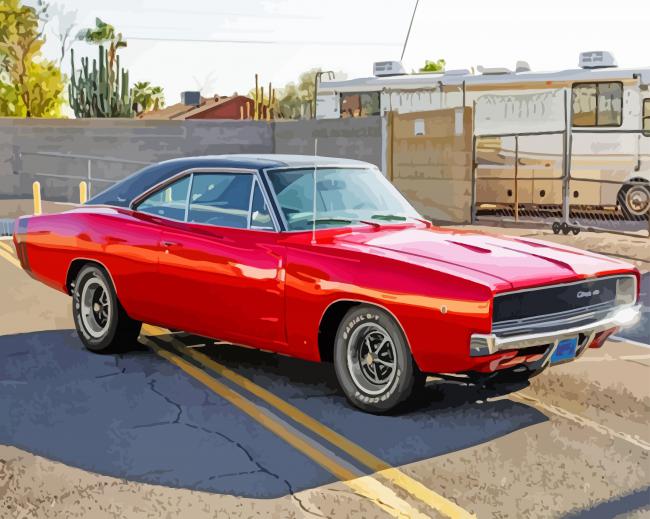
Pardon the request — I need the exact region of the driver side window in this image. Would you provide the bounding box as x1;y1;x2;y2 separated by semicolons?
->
188;173;253;228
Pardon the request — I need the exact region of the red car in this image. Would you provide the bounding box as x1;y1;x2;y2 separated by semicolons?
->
13;155;641;413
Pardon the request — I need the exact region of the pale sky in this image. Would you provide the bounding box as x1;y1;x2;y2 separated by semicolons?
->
34;0;650;108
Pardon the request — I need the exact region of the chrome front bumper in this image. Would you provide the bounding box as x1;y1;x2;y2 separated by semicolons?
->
470;304;641;357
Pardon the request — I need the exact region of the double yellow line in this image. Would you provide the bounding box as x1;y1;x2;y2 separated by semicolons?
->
142;325;474;519
0;242;473;517
0;240;21;269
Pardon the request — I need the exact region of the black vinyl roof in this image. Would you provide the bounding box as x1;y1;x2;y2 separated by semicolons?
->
87;154;372;207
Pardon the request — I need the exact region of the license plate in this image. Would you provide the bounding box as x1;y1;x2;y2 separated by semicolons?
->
551;337;578;365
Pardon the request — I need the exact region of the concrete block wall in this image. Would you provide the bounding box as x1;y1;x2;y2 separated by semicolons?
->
0;119;274;201
390;108;473;223
273;117;383;168
0;117;382;202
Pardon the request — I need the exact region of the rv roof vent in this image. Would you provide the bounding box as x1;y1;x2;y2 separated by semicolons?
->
373;61;407;77
515;61;531;73
579;51;617;69
443;69;471;76
477;65;512;75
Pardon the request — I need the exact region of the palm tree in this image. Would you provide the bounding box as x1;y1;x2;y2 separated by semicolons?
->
150;86;165;111
131;81;152;114
132;81;165;114
77;18;125;72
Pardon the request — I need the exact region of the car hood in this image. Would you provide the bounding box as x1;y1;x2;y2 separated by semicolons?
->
333;226;634;291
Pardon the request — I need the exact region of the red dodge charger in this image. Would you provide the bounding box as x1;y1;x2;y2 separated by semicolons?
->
13;155;641;413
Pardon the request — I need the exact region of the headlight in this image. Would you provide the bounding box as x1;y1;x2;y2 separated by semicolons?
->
615;276;637;305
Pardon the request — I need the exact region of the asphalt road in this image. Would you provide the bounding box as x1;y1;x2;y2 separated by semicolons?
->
1;326;649;517
0;238;649;518
0;329;546;498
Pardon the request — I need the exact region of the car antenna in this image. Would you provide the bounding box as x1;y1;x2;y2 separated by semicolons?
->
311;138;318;245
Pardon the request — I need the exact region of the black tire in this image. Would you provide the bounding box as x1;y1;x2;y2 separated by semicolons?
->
72;264;141;354
551;222;561;235
333;305;421;414
561;222;571;235
617;183;650;220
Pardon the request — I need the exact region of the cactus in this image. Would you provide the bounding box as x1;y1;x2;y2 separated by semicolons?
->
68;45;133;118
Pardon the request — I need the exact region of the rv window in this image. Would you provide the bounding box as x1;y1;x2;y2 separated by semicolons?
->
643;99;650;136
572;82;623;127
340;92;380;118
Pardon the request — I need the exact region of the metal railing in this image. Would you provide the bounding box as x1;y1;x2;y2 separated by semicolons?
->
472;129;649;238
16;150;152;199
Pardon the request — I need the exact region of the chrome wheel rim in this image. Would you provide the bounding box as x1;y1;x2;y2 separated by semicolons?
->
346;323;398;395
80;277;111;338
626;186;649;216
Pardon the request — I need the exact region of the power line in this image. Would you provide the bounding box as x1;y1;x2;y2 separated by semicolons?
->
141;7;320;21
400;0;420;62
127;36;401;47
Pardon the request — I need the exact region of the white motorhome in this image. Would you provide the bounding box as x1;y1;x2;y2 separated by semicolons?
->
316;52;650;217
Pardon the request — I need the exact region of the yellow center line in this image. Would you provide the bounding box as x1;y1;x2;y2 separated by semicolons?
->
144;338;433;519
0;240;16;256
0;247;21;269
142;324;474;519
511;392;650;451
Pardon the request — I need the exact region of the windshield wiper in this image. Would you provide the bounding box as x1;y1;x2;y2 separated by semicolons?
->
369;214;409;222
307;217;355;225
307;217;383;229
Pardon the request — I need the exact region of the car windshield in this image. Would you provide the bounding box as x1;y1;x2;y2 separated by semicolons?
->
267;167;420;231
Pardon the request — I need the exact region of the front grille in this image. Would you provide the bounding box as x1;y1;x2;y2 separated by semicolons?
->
493;275;628;325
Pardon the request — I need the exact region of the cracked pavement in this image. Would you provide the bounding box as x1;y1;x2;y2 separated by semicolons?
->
0;330;340;499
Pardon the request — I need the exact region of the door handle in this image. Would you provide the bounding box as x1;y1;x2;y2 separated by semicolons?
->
161;240;181;248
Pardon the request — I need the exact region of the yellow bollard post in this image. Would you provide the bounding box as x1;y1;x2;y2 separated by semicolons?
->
254;73;259;120
79;181;88;204
32;181;42;215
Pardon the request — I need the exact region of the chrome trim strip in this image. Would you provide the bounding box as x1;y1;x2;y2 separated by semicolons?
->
493;301;615;332
183;173;194;223
254;173;281;232
129;167;258;210
470;304;641;356
246;177;256;229
262;165;409;234
262;167;290;231
493;273;637;299
130;167;280;233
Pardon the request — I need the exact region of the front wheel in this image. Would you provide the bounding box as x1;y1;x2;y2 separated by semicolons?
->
334;305;422;414
72;264;141;354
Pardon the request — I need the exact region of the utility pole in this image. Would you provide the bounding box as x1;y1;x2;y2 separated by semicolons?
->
313;70;335;118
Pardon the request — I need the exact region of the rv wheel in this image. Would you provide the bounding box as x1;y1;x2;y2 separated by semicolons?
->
552;222;561;234
618;182;649;219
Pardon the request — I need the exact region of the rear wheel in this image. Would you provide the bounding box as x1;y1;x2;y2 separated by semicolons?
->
618;182;650;219
72;264;141;353
333;305;422;414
